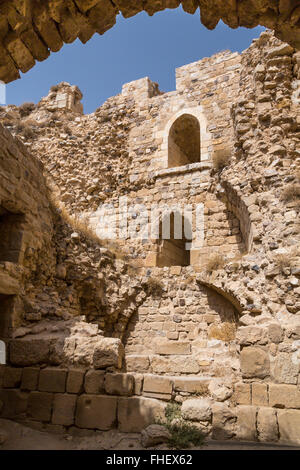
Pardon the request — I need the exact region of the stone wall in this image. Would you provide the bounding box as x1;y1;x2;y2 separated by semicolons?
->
1;365;300;445
0;123;53;340
0;31;299;446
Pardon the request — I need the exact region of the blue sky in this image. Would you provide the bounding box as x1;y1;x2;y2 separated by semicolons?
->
6;7;264;114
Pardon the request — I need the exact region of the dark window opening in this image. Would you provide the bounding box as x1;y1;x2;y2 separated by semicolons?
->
168;114;200;168
0;207;25;263
0;294;14;341
157;212;192;267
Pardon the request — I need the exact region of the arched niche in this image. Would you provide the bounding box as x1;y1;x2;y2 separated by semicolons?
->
168;113;201;168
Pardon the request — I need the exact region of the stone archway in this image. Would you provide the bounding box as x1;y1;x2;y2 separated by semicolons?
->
0;1;299;83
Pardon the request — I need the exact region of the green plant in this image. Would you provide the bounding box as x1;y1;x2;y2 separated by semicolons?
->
146;276;164;296
157;402;205;449
165;421;205;449
21;125;35;139
205;253;226;273
212;149;231;171
281;183;300;203
165;403;181;422
19;102;35;117
273;247;300;273
15;122;25;133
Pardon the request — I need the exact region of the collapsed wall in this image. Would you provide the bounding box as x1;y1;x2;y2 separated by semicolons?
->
0;31;299;445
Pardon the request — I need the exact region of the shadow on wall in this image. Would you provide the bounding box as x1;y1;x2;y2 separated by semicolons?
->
0;208;25;264
204;286;239;323
0;294;14;344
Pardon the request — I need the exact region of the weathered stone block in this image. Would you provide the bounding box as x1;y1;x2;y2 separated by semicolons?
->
66;369;85;394
272;352;299;384
118;397;166;432
169;266;181;275
105;373;134;396
277;409;300;445
236;326;265;345
141;424;171;448
209;380;232;402
268;44;294;58
269;384;300;409
154;341;191;355
252;382;268;406
93;338;124;369
143;375;173;396
0;389;28;419
173;377;209;395
10;339;50;366
75;395;117;430
151;356;200;374
52;394;77;426
235;406;257;441
84;370;105;394
267;324;283;344
125;355;150;373
212;402;236;440
233;382;251;405
240;347;270;378
39;368;67;393
132;373;143;396
257;407;278;442
21;367;40;391
27;391;53;422
3;367;22;388
182;398;212;422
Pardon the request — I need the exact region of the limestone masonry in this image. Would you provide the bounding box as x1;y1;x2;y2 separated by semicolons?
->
0;30;300;446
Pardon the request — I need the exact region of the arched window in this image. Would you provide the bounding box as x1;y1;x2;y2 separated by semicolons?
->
168;114;200;168
157;211;192;267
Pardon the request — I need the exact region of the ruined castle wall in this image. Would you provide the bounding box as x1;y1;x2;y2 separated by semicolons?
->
0;32;299;445
87;50;244;267
0;123;53;339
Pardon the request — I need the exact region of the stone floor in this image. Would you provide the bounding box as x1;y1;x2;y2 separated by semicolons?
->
0;419;298;451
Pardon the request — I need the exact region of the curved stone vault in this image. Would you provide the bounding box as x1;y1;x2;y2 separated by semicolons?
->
0;0;299;83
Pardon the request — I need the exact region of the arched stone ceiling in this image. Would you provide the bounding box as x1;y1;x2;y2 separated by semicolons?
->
0;0;299;83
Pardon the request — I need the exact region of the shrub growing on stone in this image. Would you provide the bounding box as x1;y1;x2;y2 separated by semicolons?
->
281;183;300;202
212;149;231;171
21;125;35;139
157;402;205;449
146;276;164;296
19;102;35;117
205;253;226;273
273;247;300;273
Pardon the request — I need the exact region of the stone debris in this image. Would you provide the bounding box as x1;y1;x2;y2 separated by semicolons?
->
181;398;212;422
141;424;171;448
